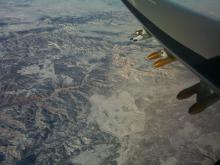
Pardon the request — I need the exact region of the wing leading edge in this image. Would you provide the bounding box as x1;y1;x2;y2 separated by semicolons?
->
122;0;220;114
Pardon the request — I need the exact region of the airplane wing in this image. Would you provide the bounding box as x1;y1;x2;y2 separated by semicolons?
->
122;0;220;114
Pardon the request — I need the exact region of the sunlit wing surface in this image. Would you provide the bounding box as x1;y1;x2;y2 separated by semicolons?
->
122;0;220;114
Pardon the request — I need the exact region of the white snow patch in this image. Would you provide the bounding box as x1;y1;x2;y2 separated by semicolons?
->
88;91;145;137
17;59;57;80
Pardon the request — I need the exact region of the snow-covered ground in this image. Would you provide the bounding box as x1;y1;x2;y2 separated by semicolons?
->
0;0;219;164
